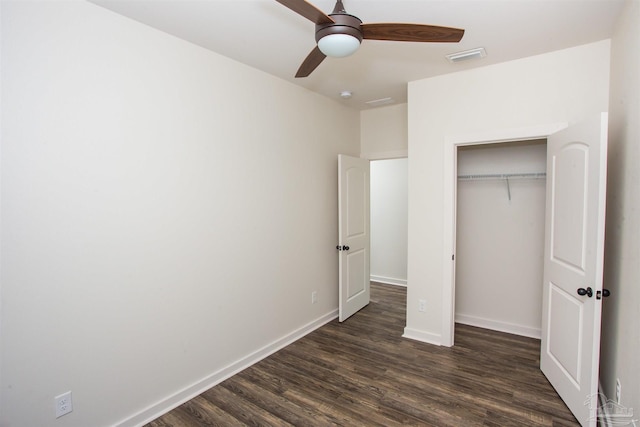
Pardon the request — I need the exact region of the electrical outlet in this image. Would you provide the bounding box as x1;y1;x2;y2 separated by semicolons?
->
616;378;621;404
418;299;426;312
55;391;73;418
311;291;318;304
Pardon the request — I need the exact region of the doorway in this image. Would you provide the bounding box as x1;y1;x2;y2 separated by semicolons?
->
339;156;408;322
455;140;546;340
440;122;567;347
370;158;408;288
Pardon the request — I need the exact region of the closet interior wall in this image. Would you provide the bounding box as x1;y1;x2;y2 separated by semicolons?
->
455;140;547;338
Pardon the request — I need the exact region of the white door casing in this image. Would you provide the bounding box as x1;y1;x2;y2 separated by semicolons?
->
338;155;370;322
541;113;608;426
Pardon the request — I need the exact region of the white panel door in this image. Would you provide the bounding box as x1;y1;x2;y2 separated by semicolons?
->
541;113;608;426
338;155;370;322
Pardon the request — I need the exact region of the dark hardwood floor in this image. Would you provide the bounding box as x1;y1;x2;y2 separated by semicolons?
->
145;282;578;426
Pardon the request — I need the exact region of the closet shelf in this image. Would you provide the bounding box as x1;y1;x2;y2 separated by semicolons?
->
457;172;546;181
457;172;546;201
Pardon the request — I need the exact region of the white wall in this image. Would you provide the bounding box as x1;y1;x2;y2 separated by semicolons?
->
600;0;640;417
455;141;546;338
0;2;359;427
370;159;408;286
360;103;408;159
406;40;611;345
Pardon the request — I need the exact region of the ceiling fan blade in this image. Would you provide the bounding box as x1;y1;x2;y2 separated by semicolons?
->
296;46;327;78
275;0;334;25
362;23;464;43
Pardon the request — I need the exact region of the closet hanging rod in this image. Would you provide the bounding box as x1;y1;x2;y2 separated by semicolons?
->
457;172;546;181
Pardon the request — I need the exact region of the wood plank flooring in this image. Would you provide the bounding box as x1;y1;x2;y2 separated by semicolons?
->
145;282;579;426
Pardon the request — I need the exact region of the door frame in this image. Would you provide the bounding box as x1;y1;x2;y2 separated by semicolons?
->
441;122;567;347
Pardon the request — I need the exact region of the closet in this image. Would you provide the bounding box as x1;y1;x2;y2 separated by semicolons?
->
455;139;546;339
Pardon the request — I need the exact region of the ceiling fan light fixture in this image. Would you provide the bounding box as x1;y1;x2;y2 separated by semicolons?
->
317;34;361;58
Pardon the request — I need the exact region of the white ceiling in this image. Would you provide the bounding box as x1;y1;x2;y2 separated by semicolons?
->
91;0;625;110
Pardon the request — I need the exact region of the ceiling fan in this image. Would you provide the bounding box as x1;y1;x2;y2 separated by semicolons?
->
275;0;465;78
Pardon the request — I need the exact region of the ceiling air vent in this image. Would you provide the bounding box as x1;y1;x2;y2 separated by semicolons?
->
365;97;395;107
445;47;487;63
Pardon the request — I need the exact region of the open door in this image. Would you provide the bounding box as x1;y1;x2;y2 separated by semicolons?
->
338;155;370;322
541;113;608;426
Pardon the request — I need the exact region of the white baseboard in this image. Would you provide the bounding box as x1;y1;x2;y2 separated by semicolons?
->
370;275;407;287
115;309;339;427
455;313;541;339
402;327;442;346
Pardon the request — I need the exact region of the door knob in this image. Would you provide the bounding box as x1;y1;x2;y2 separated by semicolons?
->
577;287;593;297
342;245;350;251
596;289;611;300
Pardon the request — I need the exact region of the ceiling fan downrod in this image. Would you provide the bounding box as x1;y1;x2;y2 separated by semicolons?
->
331;0;347;14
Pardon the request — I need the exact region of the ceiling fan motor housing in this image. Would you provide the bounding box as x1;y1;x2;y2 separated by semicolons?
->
315;13;363;43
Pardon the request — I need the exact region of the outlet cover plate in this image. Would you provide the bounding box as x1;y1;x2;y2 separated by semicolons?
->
55;391;73;418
